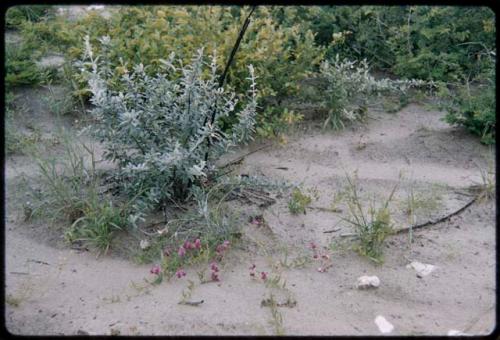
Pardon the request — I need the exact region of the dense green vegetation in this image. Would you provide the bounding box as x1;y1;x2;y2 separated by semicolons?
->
5;5;496;142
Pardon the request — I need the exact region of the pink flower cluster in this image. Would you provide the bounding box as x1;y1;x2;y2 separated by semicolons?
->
216;240;230;254
310;241;333;273
249;215;264;226
150;264;161;275
249;263;268;281
210;262;220;281
177;238;202;258
175;269;187;278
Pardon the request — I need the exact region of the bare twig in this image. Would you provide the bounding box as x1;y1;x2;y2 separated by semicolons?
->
27;259;50;265
204;6;257;162
219;144;272;169
339;195;477;238
309;206;343;213
178;300;204;306
393;196;477;235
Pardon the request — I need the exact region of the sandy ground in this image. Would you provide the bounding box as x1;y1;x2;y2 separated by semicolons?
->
4;80;496;336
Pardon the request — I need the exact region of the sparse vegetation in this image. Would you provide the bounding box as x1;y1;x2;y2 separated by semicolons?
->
288;187;316;214
342;173;398;263
266;293;285;335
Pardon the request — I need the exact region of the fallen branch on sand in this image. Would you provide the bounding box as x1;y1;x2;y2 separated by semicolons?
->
340;195;478;238
219;144;272;169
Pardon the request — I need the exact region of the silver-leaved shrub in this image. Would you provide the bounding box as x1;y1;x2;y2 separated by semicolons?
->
79;36;257;215
319;55;434;129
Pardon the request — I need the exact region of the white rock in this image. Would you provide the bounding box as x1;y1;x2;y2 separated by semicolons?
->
356;275;380;289
447;329;470;336
374;315;394;334
406;261;436;277
139;239;150;250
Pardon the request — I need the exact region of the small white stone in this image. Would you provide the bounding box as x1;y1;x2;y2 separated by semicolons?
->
356;275;380;289
406;261;436;277
139;239;150;250
374;315;394;334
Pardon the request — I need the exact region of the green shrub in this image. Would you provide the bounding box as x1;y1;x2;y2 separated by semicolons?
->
5;5;54;28
5;40;45;87
443;79;496;144
81;36;257;214
19;6;323;135
296;6;495;83
317;55;433;129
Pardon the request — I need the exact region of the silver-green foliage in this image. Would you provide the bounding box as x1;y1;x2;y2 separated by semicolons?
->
319;55;433;129
80;36;257;212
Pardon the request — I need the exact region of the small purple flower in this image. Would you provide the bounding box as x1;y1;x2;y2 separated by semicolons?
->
184;241;192;250
176;269;187;278
260;272;268;281
150;264;161;275
178;246;186;257
211;271;219;282
310;242;317;250
249;264;256;270
210;262;219;272
194;239;202;249
223;240;230;248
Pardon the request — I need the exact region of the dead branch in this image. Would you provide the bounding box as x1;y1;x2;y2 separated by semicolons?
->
339;195;478;238
393;195;477;235
219;144;272;169
178;300;204;306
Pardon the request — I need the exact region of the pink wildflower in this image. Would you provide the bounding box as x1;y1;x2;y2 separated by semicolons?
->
150;264;161;275
184;241;193;250
178;246;186;257
260;272;268;280
310;242;317;249
216;244;225;254
194;239;202;249
249;264;256;270
211;271;219;282
175;269;187;278
210;262;219;272
223;240;230;249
